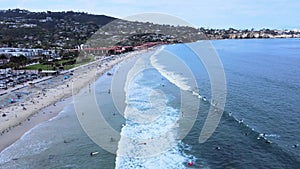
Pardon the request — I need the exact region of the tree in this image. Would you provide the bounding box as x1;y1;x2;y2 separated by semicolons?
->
0;54;7;60
9;55;28;69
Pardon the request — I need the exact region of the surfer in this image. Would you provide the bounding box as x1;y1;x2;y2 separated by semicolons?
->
90;151;99;156
187;161;194;166
257;133;264;140
265;140;271;144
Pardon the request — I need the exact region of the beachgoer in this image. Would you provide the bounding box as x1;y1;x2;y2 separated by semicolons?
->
187;161;193;166
265;140;271;144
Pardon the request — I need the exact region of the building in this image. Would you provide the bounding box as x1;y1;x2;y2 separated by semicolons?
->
0;48;51;58
38;70;59;77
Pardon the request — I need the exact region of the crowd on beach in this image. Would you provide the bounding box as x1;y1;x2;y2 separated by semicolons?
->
0;49;149;152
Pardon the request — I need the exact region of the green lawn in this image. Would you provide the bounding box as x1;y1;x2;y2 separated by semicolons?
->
23;56;94;70
23;64;50;70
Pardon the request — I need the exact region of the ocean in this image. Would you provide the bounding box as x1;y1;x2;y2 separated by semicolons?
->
0;38;300;168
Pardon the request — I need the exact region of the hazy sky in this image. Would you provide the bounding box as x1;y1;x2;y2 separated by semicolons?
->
0;0;299;29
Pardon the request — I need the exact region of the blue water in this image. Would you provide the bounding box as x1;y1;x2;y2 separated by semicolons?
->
1;38;300;168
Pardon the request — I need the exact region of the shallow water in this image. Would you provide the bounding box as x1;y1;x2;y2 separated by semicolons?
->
1;39;300;169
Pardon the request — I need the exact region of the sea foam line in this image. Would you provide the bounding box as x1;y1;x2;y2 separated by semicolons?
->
150;46;192;92
115;56;192;168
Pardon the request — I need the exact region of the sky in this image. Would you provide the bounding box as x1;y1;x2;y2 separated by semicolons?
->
0;0;299;29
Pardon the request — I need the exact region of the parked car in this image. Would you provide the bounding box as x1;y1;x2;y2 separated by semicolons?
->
31;74;39;79
0;83;7;90
7;82;15;87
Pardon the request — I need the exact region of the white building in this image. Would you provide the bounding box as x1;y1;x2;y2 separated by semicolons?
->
0;48;51;58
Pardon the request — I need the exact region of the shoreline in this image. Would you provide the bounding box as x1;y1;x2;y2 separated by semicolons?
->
0;48;153;153
0;97;71;152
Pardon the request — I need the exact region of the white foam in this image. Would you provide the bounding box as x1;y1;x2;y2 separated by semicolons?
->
150;47;192;91
116;144;189;169
0;132;52;164
0;104;73;164
264;134;280;138
115;66;192;168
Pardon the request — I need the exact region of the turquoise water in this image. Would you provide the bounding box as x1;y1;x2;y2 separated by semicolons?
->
0;38;300;168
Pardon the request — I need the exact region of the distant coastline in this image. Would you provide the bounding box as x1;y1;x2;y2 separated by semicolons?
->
204;28;300;40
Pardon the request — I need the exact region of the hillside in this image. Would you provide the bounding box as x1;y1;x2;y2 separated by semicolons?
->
0;9;116;49
1;9;299;50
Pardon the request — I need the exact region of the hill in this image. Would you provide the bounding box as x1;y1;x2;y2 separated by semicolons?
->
0;9;116;49
1;9;299;50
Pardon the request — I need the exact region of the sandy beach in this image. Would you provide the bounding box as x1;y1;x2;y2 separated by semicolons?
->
0;49;150;153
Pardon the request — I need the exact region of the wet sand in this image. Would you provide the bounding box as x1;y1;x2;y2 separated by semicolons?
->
0;97;70;152
0;49;151;153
